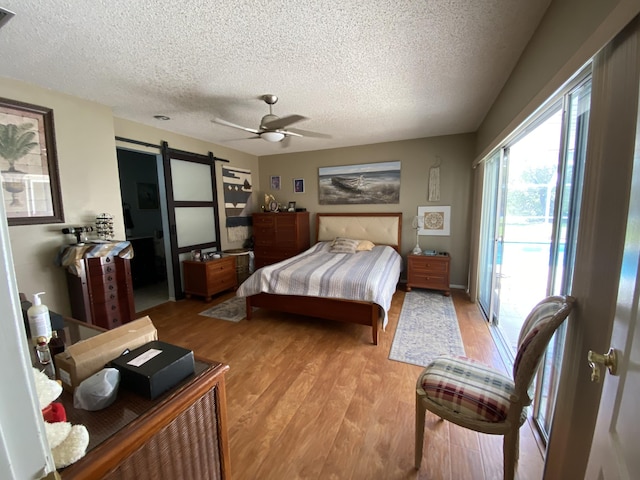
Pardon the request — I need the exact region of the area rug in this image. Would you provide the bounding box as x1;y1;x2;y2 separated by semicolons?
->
199;296;247;322
389;291;465;367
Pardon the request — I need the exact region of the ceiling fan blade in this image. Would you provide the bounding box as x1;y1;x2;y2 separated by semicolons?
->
212;117;261;135
280;129;303;138
286;127;332;139
263;114;307;130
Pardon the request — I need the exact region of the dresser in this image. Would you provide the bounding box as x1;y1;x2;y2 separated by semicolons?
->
65;254;136;330
253;212;310;268
183;256;237;301
406;253;451;296
59;349;231;479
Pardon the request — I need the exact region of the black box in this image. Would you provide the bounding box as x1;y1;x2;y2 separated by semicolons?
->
111;341;195;399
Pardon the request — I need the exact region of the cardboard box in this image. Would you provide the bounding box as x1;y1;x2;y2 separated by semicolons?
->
110;341;195;399
55;316;157;392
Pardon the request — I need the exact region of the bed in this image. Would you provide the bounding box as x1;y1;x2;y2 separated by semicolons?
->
236;212;403;344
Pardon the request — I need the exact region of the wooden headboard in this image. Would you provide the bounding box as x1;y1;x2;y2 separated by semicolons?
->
315;213;403;251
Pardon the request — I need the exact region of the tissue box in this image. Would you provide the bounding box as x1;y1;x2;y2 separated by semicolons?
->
110;341;195;399
55;316;157;392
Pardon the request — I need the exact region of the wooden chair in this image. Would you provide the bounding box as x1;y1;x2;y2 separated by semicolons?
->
415;295;575;480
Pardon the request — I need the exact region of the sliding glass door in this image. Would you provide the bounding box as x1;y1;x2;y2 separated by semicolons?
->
477;74;591;441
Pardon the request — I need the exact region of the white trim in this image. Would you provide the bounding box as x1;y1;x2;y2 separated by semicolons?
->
0;191;54;476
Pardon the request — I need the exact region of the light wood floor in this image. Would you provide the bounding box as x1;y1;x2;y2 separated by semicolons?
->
142;288;544;480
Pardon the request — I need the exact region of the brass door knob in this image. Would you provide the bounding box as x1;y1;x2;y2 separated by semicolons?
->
587;348;618;383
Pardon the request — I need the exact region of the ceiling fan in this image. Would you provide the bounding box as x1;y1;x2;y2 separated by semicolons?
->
212;94;330;144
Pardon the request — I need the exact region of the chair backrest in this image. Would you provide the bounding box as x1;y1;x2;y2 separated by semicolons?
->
512;295;576;403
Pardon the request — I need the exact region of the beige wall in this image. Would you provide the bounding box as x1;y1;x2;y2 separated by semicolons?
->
477;0;640;158
258;135;476;287
0;77;259;316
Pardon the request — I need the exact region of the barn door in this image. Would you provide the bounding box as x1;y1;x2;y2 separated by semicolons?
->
161;142;221;300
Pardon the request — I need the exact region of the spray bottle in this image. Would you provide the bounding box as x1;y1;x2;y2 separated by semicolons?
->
27;292;51;345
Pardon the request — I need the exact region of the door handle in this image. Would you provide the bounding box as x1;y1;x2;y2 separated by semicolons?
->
587;348;618;383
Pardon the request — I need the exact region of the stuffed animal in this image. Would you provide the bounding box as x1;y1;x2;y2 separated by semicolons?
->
31;367;89;469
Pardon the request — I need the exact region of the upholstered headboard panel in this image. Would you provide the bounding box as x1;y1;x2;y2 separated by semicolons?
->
315;213;402;251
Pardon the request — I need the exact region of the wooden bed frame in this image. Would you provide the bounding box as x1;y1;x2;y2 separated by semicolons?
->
245;212;402;345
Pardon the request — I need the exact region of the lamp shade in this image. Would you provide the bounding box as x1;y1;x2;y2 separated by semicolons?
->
261;131;285;142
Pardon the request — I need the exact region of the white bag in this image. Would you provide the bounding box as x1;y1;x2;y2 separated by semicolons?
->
73;368;120;411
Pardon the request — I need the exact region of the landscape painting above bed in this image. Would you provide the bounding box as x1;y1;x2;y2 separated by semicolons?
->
318;161;400;205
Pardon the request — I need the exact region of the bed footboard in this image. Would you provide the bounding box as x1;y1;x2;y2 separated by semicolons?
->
245;293;381;344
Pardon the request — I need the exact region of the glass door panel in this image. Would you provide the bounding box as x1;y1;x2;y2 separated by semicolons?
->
175;206;217;247
534;79;591;439
478;152;501;321
494;107;563;356
170;159;213;201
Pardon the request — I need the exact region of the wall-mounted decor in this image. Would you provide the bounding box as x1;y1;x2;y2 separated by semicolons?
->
270;175;281;190
136;182;159;209
0;97;64;225
318;161;400;205
293;178;305;193
222;166;253;242
418;205;451;236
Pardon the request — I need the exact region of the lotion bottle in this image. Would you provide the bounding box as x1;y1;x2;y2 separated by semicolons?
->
27;292;51;345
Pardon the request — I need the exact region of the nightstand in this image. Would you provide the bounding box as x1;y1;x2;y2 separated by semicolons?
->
406;253;451;296
183;256;237;301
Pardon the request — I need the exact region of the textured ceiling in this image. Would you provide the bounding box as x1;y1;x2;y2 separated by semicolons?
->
0;0;550;156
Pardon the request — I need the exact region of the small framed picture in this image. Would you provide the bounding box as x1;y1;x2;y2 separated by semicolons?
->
287;201;296;212
270;175;281;190
293;178;305;193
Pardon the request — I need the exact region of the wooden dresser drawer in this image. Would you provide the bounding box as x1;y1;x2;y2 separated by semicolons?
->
92;298;124;329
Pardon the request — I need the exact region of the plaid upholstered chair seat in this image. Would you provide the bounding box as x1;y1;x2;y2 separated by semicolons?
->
418;355;529;424
415;295;575;480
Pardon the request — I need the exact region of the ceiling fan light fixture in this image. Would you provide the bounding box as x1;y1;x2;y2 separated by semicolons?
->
261;131;285;142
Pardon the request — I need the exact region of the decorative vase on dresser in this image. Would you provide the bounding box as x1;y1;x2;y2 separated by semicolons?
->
406;253;451;296
252;212;310;268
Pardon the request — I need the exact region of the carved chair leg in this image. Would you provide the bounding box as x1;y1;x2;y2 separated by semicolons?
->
415;393;427;469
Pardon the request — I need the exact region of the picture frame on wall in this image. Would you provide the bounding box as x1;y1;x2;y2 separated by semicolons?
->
418;205;451;236
137;182;159;209
270;175;281;190
294;178;305;193
0;97;64;226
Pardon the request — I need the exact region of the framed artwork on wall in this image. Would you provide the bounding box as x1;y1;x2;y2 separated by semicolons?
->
318;161;400;205
137;182;159;209
270;175;281;190
0;97;64;226
418;206;451;236
294;178;305;193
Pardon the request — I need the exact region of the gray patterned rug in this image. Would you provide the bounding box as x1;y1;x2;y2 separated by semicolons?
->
199;296;247;322
389;290;465;367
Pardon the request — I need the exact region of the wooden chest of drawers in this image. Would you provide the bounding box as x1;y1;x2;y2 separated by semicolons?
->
253;212;310;268
66;256;136;329
406;254;451;296
183;256;237;301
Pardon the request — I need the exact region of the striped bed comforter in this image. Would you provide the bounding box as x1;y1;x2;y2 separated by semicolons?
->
236;242;402;328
